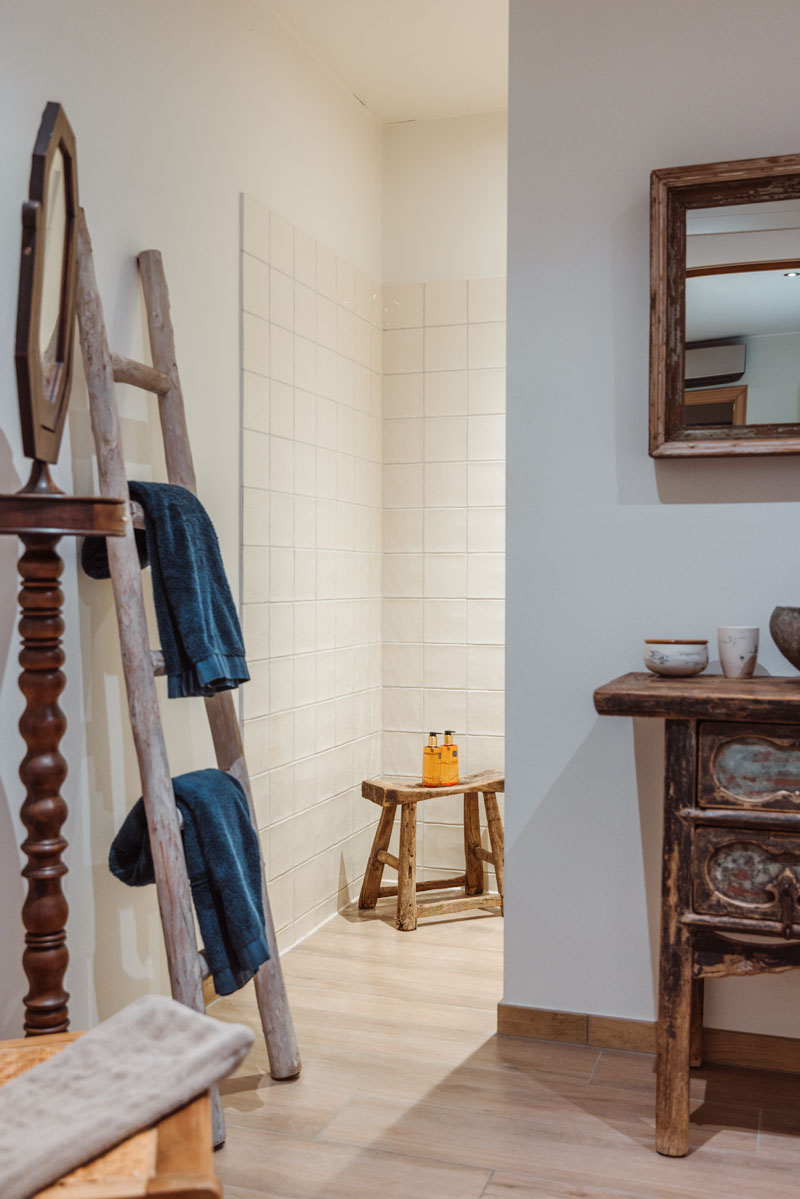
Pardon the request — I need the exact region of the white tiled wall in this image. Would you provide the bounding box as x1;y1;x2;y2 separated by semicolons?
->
382;279;506;883
240;196;383;952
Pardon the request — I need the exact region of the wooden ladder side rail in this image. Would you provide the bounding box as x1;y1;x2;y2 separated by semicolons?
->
137;248;300;1080
74;212;227;1145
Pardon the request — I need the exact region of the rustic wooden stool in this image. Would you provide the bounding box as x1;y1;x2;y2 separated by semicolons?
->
0;1031;221;1198
358;770;505;930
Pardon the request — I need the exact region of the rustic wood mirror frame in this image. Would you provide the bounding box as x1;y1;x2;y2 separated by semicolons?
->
649;153;800;458
15;101;79;464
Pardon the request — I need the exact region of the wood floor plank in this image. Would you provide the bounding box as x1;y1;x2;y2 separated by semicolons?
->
211;905;800;1196
215;1124;491;1198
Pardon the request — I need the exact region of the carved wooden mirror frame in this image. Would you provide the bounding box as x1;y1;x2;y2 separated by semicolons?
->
15;101;79;464
649;153;800;458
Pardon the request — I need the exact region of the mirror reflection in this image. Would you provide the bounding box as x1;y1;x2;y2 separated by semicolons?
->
38;145;67;400
684;200;800;427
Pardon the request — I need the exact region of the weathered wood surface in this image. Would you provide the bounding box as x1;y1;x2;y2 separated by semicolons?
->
358;803;397;910
650;152;800;458
655;719;696;1157
594;672;800;723
77;211;204;1014
17;535;70;1035
378;874;467;898
689;978;704;1068
358;779;504;930
484;792;505;913
111;351;170;396
463;792;484;895
137;249;300;1083
362;770;504;806
396;804;418;931
680;806;800;832
699;722;800;810
693;929;800;979
76;211;221;1137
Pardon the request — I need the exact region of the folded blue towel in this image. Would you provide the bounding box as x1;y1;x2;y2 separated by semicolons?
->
109;769;270;995
82;482;249;698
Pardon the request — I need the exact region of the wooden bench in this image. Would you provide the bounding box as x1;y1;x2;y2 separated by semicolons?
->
358;771;505;930
0;1032;220;1198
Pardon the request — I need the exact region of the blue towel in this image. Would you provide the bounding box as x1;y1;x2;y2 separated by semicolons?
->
82;482;249;698
108;769;270;996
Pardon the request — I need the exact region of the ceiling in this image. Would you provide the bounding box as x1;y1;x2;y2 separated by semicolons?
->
686;270;800;340
266;0;508;124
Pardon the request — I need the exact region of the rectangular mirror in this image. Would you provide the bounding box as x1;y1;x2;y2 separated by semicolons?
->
650;155;800;456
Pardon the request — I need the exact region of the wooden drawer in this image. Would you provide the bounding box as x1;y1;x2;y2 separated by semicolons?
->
699;722;800;811
694;826;800;926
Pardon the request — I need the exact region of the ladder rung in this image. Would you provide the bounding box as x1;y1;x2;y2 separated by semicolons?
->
111;351;171;396
475;847;495;864
151;649;165;676
377;849;399;870
130;501;145;529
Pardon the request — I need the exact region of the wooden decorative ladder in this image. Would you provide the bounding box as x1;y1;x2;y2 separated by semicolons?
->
74;209;300;1145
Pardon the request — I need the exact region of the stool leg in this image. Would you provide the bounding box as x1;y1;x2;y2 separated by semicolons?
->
463;792;484;896
358;802;397;910
484;792;505;914
396;803;418;931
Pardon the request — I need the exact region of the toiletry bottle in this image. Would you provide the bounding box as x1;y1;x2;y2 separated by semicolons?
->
422;732;442;786
441;730;459;786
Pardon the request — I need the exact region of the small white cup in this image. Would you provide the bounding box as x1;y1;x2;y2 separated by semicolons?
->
717;626;759;679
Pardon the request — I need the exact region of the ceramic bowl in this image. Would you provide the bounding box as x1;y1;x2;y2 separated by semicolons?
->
643;639;708;677
770;607;800;672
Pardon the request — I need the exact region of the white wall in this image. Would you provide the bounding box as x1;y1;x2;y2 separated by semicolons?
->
506;0;800;1036
382;112;507;284
0;0;381;1037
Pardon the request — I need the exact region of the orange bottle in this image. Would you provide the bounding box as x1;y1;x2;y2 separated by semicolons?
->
422;732;442;786
441;730;459;786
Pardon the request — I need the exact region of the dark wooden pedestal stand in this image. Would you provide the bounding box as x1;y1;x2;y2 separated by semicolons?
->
0;463;126;1034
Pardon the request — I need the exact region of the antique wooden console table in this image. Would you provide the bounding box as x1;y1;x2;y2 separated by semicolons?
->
594;672;800;1157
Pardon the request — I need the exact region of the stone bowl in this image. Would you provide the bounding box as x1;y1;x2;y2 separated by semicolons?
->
643;639;708;677
769;606;800;671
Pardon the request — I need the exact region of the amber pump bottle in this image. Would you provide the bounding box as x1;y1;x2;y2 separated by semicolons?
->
441;729;459;785
422;732;442;786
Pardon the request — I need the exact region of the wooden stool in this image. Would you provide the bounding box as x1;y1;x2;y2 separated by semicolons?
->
0;1032;221;1198
358;770;504;931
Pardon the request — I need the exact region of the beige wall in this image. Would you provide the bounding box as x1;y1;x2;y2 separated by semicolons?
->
506;0;800;1037
0;0;381;1037
239;197;383;951
382;278;506;881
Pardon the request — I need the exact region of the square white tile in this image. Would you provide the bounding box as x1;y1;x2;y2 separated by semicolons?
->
424;599;467;644
424;324;467;373
384;328;424;375
383;283;423;330
468;509;505;553
424;462;467;507
468;414;505;461
424;508;467;553
424;416;467;463
423;644;467;690
424;370;468;417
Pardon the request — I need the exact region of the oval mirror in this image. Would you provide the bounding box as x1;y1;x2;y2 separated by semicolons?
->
15;102;79;464
39;145;67;399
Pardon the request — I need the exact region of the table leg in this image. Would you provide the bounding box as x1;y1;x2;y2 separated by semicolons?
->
396;804;418;931
690;977;704;1068
655;718;696;1157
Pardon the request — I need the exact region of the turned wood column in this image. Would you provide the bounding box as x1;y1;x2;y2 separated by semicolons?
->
17;532;70;1034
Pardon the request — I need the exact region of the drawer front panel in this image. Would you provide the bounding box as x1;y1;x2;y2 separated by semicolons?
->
694;826;800;924
699;722;800;811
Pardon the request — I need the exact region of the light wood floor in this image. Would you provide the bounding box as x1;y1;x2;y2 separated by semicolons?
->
211;902;800;1198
